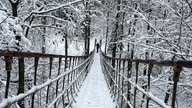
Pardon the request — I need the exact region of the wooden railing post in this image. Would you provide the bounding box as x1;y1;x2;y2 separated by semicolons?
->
5;56;12;99
133;62;139;108
72;58;76;94
117;59;121;105
127;60;132;108
172;66;182;108
70;58;75;103
146;62;154;108
74;57;80;92
114;59;118;99
110;58;114;87
75;58;79;92
65;57;68;71
67;71;70;104
117;59;120;102
121;60;125;108
18;57;25;108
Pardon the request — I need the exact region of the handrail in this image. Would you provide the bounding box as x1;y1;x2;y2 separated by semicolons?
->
0;50;94;108
102;52;192;68
0;50;89;58
101;51;192;108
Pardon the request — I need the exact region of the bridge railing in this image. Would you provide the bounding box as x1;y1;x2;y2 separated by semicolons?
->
101;52;192;108
0;50;94;108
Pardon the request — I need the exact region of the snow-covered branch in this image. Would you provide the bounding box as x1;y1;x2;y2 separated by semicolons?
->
24;0;82;21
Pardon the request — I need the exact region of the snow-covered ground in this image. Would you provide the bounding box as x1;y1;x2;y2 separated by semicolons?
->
72;52;115;108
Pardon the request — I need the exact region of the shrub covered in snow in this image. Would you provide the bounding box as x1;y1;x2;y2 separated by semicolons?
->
0;10;31;51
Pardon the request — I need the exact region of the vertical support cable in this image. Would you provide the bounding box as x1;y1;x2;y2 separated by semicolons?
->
134;62;139;108
70;58;75;102
114;59;118;100
117;59;121;103
127;60;132;108
85;56;89;78
67;72;70;104
76;57;80;89
31;57;39;108
65;57;68;71
69;57;72;69
54;57;62;108
46;57;53;105
121;60;125;108
72;57;76;95
62;75;66;107
75;57;79;92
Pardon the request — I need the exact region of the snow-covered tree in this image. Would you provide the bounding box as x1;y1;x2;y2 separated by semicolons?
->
0;9;31;51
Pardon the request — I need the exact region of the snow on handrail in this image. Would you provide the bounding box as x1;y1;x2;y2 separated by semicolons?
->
102;52;192;68
0;50;89;58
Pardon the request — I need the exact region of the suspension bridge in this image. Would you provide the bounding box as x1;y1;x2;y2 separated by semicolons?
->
0;48;191;108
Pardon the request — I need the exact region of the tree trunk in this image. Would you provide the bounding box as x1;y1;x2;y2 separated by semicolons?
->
8;1;25;108
84;15;90;55
42;17;46;54
9;0;19;17
104;11;109;54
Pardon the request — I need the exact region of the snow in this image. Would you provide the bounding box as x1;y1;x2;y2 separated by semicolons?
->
0;10;31;51
72;52;116;108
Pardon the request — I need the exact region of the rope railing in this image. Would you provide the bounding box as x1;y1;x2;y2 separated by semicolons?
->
100;51;192;108
0;50;94;108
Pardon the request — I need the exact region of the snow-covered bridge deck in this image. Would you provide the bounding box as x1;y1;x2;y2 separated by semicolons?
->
72;52;115;108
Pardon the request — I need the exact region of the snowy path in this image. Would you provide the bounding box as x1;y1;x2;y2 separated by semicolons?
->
72;52;116;108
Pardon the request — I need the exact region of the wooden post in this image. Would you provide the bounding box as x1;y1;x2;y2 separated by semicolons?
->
127;60;132;108
5;56;12;98
172;66;182;108
88;37;90;54
18;57;25;108
146;62;154;108
133;62;139;108
100;39;102;47
121;60;125;108
95;39;97;50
